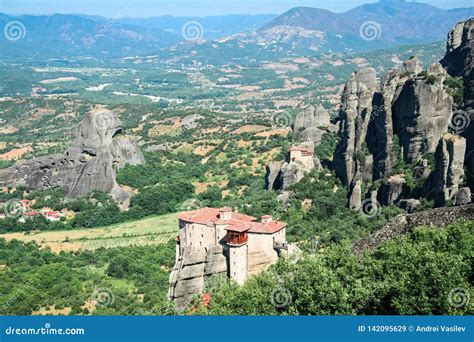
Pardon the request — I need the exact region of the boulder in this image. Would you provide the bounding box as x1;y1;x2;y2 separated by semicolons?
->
348;179;362;210
265;161;283;190
294;105;332;144
294;105;331;133
0;108;144;200
298;127;324;144
425;134;466;205
403;56;423;75
378;175;406;206
399;199;421;213
453;187;472;205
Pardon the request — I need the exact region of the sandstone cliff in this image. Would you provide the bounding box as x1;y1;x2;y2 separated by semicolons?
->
441;18;474;193
294;105;337;144
331;19;474;211
0;108;145;200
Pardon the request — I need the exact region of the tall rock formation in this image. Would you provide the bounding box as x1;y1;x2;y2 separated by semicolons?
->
441;18;474;193
392;70;453;163
294;105;337;144
333;67;379;209
424;134;467;205
332;19;474;211
0;108;145;200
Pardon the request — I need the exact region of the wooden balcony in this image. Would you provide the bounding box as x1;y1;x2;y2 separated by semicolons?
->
226;231;248;246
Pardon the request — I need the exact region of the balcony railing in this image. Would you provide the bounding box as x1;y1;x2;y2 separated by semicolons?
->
227;232;248;245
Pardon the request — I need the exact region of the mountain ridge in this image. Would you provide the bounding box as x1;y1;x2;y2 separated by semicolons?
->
260;1;474;50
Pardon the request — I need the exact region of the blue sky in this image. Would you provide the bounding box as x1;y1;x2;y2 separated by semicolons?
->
1;0;472;17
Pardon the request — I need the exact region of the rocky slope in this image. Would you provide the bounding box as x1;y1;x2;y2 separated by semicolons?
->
353;203;474;255
0;108;144;200
332;18;473;211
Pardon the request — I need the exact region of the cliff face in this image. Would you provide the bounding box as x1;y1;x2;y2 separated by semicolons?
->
168;246;228;309
294;105;337;144
441;18;474;193
332;18;474;211
392;72;453;163
0;108;145;200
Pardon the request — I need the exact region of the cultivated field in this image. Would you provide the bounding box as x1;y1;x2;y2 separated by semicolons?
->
0;213;179;253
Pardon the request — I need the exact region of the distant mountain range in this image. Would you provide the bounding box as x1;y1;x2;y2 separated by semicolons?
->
0;13;276;60
119;14;277;40
0;0;472;60
0;13;180;60
260;0;473;51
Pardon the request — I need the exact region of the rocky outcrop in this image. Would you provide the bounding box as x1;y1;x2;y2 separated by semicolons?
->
441;18;474;108
353;203;474;256
403;56;423;75
168;245;228;309
331;19;472;212
424;134;467;205
332;67;379;209
377;175;406;206
454;187;472;205
294;105;331;132
333;67;379;188
0;108;144;200
265;161;284;190
399;199;421;213
294;105;337;144
266;143;321;191
392;73;452;163
441;19;474;193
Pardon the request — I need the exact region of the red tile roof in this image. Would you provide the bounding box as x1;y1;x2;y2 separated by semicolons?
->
178;207;256;225
179;207;286;234
247;220;287;234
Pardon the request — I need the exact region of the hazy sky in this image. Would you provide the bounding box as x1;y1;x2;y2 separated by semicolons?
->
1;0;473;17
